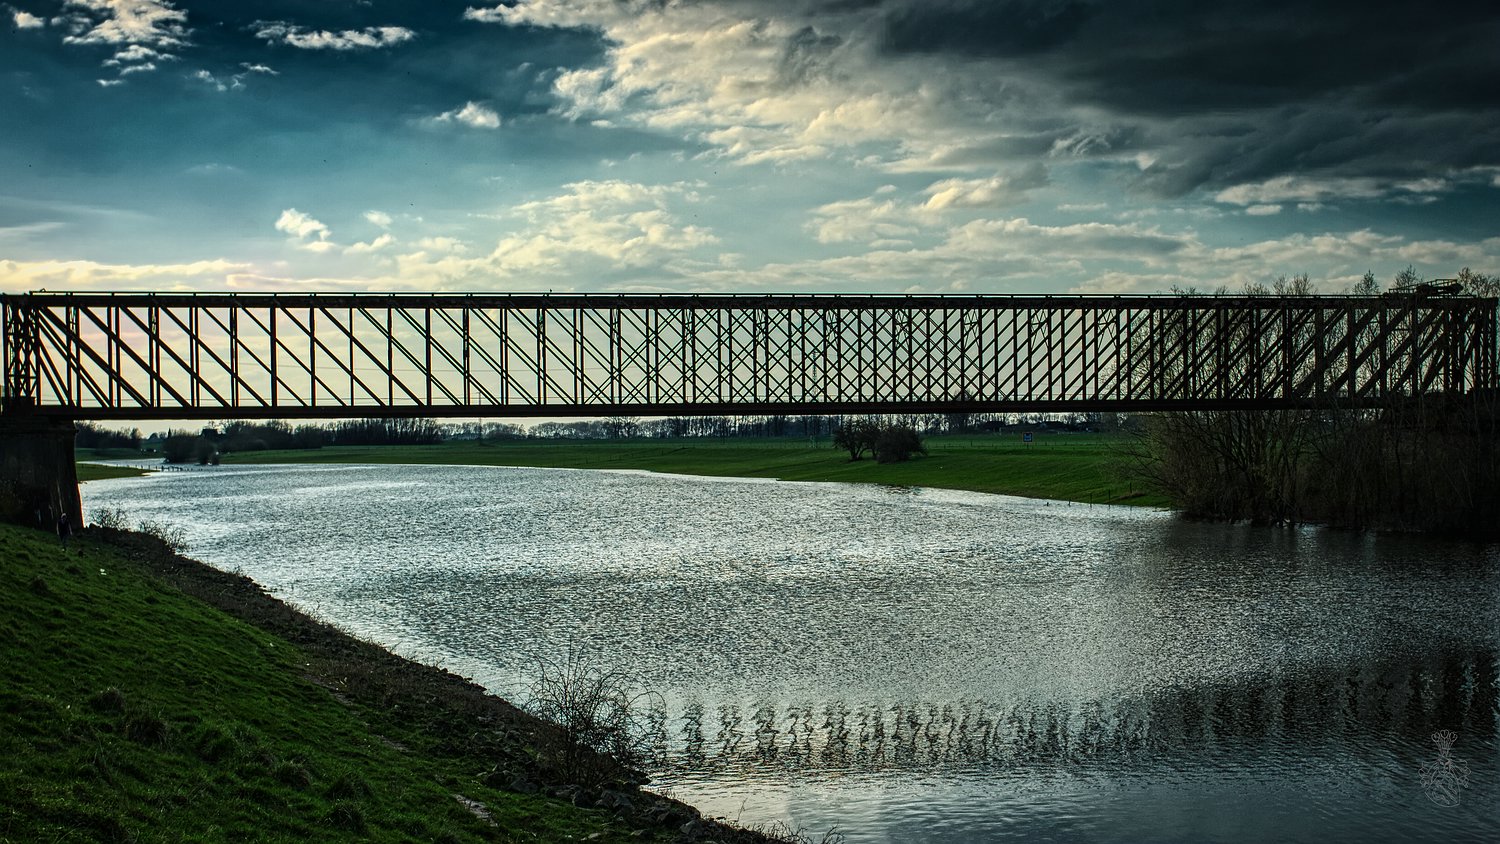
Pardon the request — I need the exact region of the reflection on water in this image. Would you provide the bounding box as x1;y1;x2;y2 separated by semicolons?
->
85;463;1500;843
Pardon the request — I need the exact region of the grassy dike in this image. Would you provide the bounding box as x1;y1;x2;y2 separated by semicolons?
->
221;433;1166;507
0;522;770;843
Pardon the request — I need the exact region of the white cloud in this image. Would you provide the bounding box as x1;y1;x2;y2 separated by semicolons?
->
364;210;393;228
239;62;276;75
274;208;333;251
1245;204;1282;216
189;68;234;92
434;101;502;129
344;233;395;255
96;78;125;87
0;257;252;293
252;21;415;50
1214;175;1454;206
468;0;1081;174
54;1;186;74
921;164;1050;211
806;197;924;245
0;221;66;240
492;180;717;271
415;236;466;253
103;44;168;64
12;9;45;28
60;0;188;48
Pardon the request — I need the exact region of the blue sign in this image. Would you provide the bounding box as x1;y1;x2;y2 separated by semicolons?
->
1023;432;1033;444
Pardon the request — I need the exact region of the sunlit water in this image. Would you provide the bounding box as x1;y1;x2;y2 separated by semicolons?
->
85;463;1500;842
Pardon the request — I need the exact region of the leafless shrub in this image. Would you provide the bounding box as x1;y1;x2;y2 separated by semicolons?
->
91;506;131;531
135;518;189;555
743;820;847;844
526;647;662;785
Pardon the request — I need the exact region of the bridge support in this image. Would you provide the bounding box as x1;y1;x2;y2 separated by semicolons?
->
0;414;81;533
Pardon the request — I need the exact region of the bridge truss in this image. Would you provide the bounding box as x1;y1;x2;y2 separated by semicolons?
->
2;293;1496;420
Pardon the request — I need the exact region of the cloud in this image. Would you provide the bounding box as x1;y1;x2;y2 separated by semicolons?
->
49;0;188;75
467;0;1500;201
807;196;924;245
1245;204;1281;216
0;221;66;240
189;68;234;92
921;163;1050;211
364;210;393;228
434;101;502;129
274;208;334;251
344;233;395;255
1215;175;1435;206
492;180;717;270
187;63;275;92
103;44;169;65
12;8;45;29
0;257;253;293
415;236;466;253
251;21;415;50
60;0;188;48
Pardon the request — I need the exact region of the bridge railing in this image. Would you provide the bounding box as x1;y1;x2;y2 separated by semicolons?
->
3;292;1496;419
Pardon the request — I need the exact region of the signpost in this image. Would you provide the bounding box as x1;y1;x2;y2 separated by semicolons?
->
1023;432;1033;449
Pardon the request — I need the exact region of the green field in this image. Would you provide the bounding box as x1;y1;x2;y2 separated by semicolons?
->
0;522;727;843
222;432;1165;507
76;463;153;483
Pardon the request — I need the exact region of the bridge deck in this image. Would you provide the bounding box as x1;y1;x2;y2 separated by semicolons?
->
4;292;1496;420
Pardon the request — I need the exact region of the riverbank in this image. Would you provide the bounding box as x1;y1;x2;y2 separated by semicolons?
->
215;433;1165;507
0;521;781;843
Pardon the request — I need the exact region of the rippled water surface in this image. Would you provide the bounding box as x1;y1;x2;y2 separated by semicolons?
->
86;463;1500;842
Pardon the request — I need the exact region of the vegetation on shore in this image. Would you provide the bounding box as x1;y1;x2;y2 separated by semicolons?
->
1127;271;1500;534
216;432;1164;507
0;521;782;843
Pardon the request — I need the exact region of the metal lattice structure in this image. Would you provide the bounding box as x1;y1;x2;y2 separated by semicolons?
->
2;292;1496;420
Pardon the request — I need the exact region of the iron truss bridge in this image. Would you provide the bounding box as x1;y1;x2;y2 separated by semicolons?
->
2;292;1496;420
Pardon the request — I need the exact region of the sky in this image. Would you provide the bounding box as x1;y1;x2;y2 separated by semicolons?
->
2;0;1498;296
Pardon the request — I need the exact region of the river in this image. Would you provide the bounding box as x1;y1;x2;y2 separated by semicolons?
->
83;463;1500;842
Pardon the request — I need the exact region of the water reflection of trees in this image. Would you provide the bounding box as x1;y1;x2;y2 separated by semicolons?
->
652;648;1496;774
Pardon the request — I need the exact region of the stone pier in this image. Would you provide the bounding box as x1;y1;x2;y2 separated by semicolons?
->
0;414;81;532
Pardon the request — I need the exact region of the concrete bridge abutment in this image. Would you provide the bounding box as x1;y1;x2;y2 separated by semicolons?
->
0;413;81;533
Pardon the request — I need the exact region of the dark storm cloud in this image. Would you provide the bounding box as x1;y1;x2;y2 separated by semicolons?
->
864;0;1500;194
878;0;1500;110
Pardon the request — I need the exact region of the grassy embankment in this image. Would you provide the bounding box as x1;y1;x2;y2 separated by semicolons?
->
0;522;754;843
221;432;1166;507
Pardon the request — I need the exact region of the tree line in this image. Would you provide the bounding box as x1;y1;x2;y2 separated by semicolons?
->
1128;267;1499;535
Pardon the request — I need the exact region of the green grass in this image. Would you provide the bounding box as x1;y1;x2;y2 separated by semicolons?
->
0;523;674;843
76;464;152;483
224;432;1166;507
